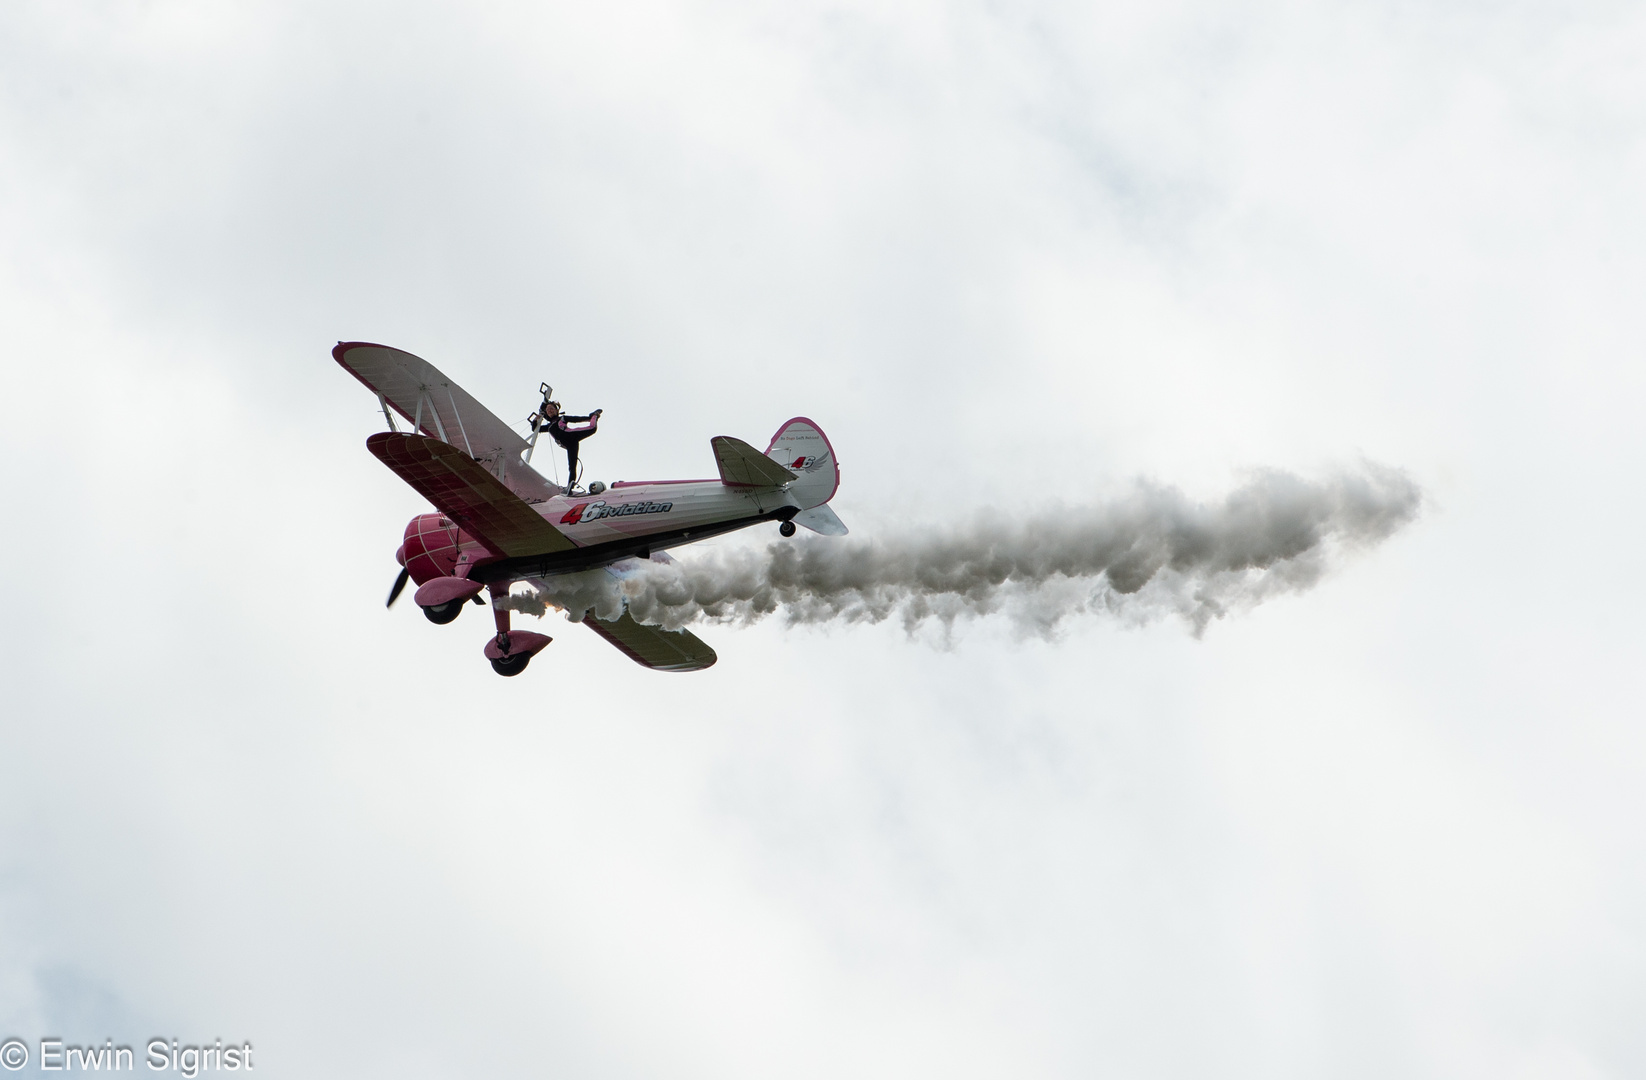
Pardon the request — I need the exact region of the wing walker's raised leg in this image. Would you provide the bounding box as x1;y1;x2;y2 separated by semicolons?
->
483;582;551;677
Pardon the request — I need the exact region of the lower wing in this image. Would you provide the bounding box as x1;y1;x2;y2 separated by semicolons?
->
584;612;717;672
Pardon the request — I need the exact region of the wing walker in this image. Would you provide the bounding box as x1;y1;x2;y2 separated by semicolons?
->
334;342;847;676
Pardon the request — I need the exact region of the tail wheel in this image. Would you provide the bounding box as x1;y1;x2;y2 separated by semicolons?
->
422;601;463;625
779;520;797;537
490;653;532;677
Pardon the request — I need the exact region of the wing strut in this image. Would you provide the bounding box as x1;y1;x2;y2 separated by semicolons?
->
376;392;399;432
424;391;448;443
446;385;474;456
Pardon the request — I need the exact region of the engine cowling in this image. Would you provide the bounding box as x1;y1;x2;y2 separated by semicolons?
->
399;513;482;584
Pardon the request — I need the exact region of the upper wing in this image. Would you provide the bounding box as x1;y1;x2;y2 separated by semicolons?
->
368;433;577;558
583;612;718;672
335;341;560;502
712;435;798;488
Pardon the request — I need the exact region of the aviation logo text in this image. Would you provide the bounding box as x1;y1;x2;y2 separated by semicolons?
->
560;499;674;525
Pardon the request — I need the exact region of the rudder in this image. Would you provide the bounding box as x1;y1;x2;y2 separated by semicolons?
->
765;417;839;510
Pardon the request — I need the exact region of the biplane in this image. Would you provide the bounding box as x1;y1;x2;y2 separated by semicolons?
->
335;342;846;676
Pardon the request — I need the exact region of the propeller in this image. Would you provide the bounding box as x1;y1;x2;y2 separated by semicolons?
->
387;567;411;608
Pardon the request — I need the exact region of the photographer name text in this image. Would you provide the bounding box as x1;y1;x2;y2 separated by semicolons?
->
0;1038;253;1074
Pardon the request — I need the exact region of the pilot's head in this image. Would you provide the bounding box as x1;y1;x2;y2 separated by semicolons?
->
544;400;561;417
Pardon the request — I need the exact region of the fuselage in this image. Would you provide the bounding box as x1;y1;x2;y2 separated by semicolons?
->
397;478;799;589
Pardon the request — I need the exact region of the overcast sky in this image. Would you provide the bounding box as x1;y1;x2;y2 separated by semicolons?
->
2;1;1644;1076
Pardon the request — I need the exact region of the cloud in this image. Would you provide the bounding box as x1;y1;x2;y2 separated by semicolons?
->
2;1;1642;1076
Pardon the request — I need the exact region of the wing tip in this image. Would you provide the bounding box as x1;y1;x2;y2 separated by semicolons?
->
333;340;394;361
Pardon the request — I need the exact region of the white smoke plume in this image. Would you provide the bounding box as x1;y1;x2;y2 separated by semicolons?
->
510;463;1422;639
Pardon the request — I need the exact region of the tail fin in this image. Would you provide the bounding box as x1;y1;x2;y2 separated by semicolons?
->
766;417;839;510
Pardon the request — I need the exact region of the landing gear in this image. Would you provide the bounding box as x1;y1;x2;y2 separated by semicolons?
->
779;520;797;537
422;600;464;625
490;652;531;677
481;583;553;676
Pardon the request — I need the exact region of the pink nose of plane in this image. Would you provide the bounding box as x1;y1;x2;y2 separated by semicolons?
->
400;513;472;585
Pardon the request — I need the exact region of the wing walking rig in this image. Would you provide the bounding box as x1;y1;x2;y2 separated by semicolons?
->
334;342;847;677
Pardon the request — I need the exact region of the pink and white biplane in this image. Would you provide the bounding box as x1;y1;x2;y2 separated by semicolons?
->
335;342;846;676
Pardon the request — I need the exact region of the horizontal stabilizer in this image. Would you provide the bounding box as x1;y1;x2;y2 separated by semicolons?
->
584;612;717;672
713;436;797;488
792;504;848;535
368;433;577;558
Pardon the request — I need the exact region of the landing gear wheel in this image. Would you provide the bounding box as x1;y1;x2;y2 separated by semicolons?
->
779;520;797;537
423;601;463;625
490;653;531;677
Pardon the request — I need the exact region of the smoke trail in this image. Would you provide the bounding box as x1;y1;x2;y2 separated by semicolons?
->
515;463;1421;639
